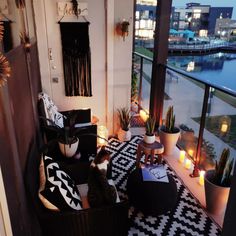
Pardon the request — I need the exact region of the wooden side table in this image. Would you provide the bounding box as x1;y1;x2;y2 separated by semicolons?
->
136;140;164;168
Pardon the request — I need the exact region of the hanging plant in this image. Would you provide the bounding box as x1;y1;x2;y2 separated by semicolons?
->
0;21;3;41
15;0;25;9
0;53;11;87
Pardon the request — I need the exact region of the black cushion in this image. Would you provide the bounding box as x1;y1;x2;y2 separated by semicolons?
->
39;156;82;211
127;168;178;216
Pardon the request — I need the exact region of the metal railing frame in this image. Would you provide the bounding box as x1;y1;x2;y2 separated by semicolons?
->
133;51;236;177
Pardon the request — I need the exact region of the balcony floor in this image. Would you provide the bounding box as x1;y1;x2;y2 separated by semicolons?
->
106;135;222;235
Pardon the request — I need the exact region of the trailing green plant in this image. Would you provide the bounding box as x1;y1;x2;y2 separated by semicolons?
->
162;106;177;133
131;72;138;101
179;124;194;132
40;116;80;146
117;107;131;131
213;148;233;187
145;116;156;136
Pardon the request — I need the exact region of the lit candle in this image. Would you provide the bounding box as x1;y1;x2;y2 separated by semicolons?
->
221;123;228;133
139;110;149;122
179;150;185;163
188;149;194;157
199;170;205;186
97;125;108;145
185;159;191;169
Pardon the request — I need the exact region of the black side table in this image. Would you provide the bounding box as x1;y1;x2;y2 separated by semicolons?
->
127;168;178;216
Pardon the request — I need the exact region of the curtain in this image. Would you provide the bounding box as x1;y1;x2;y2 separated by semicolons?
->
60;22;92;97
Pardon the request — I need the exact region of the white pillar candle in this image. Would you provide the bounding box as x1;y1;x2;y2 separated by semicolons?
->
179;150;185;163
185;159;191;169
199;170;205;186
97;125;108;145
188;149;194;157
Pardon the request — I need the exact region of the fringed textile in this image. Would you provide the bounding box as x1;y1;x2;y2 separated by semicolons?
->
60;22;92;97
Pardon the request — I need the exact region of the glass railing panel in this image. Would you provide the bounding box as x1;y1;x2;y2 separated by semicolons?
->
140;58;152;111
200;87;236;169
163;69;204;161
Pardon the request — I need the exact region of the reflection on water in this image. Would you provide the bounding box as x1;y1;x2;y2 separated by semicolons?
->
168;52;236;92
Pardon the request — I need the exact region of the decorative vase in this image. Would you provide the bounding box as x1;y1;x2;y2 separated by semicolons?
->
159;128;180;155
59;138;79;158
204;170;230;215
144;134;155;144
118;128;131;142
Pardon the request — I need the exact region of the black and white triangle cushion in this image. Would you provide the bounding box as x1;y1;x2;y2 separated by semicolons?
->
39;156;82;211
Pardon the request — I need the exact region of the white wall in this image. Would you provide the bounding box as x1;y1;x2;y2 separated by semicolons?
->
113;0;133;132
33;0;133;134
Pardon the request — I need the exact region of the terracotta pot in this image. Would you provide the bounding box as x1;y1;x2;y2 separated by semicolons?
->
144;134;155;144
59;138;79;158
117;129;131;142
204;170;230;215
159;128;180;155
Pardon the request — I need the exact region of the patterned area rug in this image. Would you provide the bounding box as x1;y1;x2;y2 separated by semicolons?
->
106;136;221;236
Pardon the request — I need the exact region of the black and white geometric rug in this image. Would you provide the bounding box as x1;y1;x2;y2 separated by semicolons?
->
106;136;221;236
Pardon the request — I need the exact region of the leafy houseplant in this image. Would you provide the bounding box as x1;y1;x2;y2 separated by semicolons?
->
117;107;131;142
144;116;156;144
159;106;180;155
204;148;233;214
41;115;80;158
131;73;139;113
213;148;233;187
161;106;179;133
131;73;138;102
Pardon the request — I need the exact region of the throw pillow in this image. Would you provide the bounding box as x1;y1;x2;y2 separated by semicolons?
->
38;92;64;128
38;155;82;211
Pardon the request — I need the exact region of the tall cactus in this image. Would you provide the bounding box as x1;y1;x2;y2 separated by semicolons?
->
214;148;233;186
145;116;156;136
222;158;234;187
164;106;176;133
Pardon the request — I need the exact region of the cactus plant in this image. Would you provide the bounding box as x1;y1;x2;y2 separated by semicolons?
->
163;106;177;133
145;116;156;136
213;148;233;187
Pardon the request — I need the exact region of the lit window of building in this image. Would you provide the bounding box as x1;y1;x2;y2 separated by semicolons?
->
193;9;201;19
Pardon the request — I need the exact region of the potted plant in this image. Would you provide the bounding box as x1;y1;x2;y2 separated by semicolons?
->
159;106;180;155
144;116;156;144
41;116;80;158
117;107;131;142
204;148;233;215
57;126;79;158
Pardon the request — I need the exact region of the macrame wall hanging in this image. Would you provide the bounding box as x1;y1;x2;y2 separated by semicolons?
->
60;22;92;97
